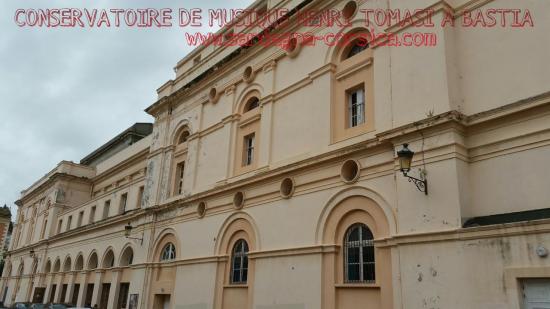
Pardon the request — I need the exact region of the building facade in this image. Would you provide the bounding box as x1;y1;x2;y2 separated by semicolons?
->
2;0;550;308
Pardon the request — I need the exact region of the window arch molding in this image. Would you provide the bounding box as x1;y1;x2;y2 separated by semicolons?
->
101;247;116;269
317;187;394;308
324;22;381;64
53;258;61;273
62;255;72;272
43;259;51;274
234;86;263;116
213;212;258;307
118;244;135;267
86;251;99;270
214;212;260;255
152;228;180;262
171;120;194;146
74;253;84;271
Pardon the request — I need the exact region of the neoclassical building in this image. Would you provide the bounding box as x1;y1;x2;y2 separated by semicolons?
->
2;0;550;308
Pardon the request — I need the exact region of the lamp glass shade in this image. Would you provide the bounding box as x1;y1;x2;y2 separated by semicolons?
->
397;144;414;172
124;224;132;237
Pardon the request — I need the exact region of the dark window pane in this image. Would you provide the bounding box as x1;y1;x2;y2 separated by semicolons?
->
364;246;375;262
362;226;373;240
232;270;241;283
347;227;360;241
364;263;375;281
233;256;241;270
347;264;360;281
242;269;248;282
243;256;248;269
347;247;360;263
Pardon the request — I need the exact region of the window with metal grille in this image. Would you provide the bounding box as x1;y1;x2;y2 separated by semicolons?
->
160;243;176;261
344;223;375;283
243;134;255;166
230;239;249;284
348;88;365;128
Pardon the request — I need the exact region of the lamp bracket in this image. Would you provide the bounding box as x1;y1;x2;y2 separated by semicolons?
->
403;172;428;195
126;233;144;246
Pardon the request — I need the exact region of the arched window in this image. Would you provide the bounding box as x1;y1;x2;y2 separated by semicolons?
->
160;243;176;261
87;252;98;270
178;130;190;144
344;223;375;283
102;250;115;268
120;247;134;266
74;255;84;271
344;34;369;60
230;239;249;284
244;97;260;113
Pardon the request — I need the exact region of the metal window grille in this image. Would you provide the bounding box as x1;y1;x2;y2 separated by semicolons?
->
344;223;375;283
230;239;249;284
161;243;176;261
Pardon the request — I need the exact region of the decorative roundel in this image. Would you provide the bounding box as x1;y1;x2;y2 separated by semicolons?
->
340;159;360;183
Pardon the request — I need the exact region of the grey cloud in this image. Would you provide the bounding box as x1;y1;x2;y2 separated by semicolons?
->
0;0;253;215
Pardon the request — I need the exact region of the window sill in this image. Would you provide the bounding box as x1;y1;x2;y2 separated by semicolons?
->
335;283;380;289
224;284;249;288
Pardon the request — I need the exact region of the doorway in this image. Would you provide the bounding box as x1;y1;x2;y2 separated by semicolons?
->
71;284;80;306
49;285;57;303
153;294;171;309
100;283;111;309
31;287;45;303
84;283;94;307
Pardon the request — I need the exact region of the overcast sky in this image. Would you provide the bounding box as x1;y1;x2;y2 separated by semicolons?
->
0;0;253;216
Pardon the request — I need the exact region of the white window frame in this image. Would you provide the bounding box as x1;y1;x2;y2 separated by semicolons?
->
348;88;365;128
243;134;255;166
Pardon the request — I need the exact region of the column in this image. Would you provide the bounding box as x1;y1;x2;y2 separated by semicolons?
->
65;272;77;303
107;270;122;309
76;271;88;307
91;270;104;307
53;275;62;302
43;275;54;304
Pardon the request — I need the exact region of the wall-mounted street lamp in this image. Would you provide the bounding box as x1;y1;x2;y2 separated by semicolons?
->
29;249;35;258
397;143;428;195
124;223;143;245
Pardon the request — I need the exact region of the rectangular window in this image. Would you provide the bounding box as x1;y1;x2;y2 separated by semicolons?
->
119;193;128;214
176;162;185;195
90;206;96;224
103;201;110;220
137;186;144;209
66;216;72;231
243;133;255;166
348;88;365;128
77;211;84;227
57;220;63;234
41;219;48;239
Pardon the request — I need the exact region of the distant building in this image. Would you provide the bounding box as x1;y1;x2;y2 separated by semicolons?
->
0;205;11;252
